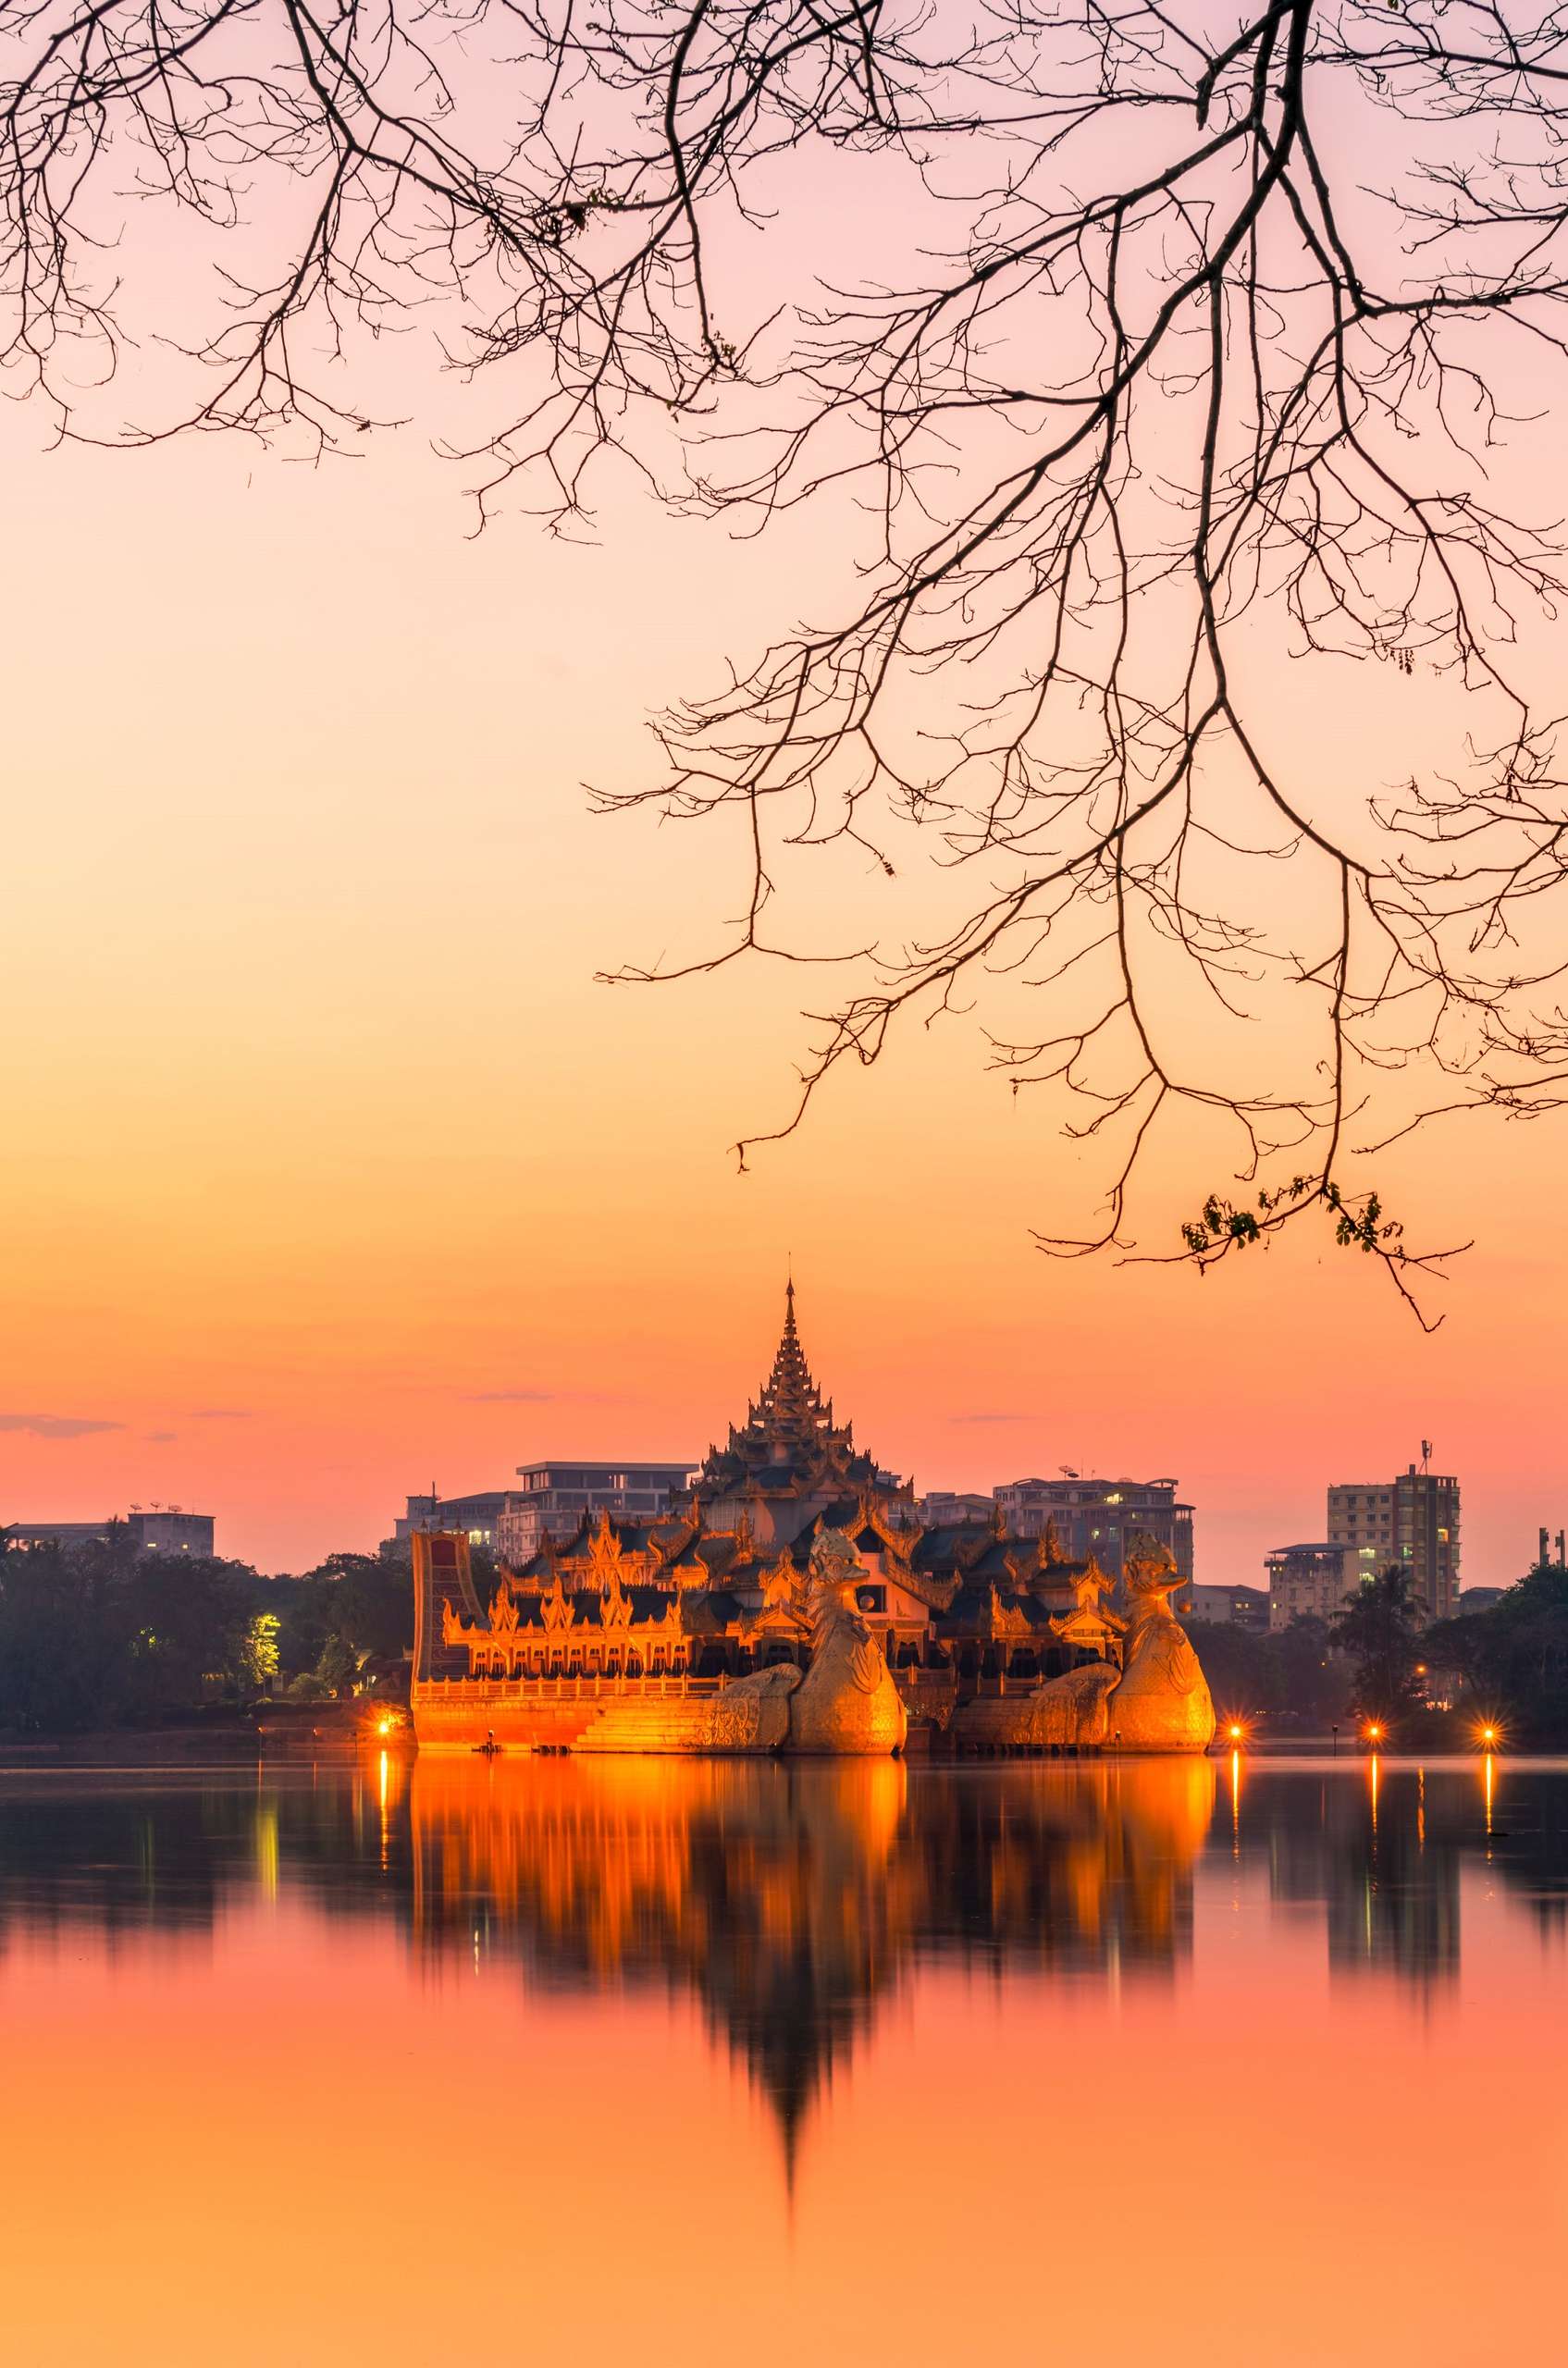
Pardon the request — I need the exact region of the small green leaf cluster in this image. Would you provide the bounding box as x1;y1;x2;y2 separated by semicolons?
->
1181;1177;1404;1262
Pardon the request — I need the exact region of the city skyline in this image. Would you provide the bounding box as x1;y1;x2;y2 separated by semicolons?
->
4;1241;1550;1586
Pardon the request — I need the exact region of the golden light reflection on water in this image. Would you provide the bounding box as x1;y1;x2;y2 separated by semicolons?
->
1229;1745;1242;1857
0;1757;1564;2368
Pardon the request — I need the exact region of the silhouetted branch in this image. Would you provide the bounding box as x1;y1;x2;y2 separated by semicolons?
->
9;0;1568;1308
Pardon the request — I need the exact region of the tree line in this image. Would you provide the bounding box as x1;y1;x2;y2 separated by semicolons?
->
1199;1561;1568;1746
4;1524;1562;1742
0;1529;489;1734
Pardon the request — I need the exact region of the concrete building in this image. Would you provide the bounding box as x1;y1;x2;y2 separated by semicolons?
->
500;1462;697;1560
1266;1542;1358;1630
1182;1583;1269;1632
1327;1462;1461;1621
993;1476;1194;1588
3;1509;216;1557
395;1490;521;1549
125;1509;216;1556
915;1490;996;1527
397;1463;699;1562
4;1520;115;1553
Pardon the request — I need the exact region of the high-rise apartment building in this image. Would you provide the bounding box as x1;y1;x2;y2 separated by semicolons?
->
1327;1462;1461;1621
992;1476;1193;1587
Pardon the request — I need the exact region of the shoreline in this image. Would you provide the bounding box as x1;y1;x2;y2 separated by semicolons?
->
0;1730;1561;1774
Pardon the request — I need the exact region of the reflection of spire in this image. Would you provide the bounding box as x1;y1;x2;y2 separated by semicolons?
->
723;1933;850;2202
398;1758;1210;2184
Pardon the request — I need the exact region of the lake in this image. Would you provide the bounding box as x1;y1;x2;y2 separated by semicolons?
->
0;1753;1562;2365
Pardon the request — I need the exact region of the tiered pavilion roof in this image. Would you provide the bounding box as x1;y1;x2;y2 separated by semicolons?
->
691;1278;895;1517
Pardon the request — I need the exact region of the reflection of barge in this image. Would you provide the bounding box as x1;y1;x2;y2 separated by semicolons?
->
404;1753;1216;2154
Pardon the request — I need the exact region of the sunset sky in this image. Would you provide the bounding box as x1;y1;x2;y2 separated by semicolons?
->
4;334;1564;1585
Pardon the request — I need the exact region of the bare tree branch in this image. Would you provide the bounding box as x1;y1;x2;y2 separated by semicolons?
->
9;0;1568;1314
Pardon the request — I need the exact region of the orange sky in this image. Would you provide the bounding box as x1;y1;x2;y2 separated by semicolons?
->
3;385;1565;1582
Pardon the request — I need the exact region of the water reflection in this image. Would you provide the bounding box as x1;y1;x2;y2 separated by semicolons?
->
2;1758;1566;2147
404;1757;1214;2160
6;1757;1566;2368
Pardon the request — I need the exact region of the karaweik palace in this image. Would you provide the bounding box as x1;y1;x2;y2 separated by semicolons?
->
413;1285;1137;1749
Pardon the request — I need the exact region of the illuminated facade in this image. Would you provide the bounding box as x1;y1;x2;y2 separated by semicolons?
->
412;1285;1139;1751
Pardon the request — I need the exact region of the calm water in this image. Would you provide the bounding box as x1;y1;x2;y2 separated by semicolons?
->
1;1753;1563;2365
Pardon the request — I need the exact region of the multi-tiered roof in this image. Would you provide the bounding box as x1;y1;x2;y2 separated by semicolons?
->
692;1280;890;1506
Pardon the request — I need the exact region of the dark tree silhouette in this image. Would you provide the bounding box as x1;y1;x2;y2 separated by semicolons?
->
1332;1563;1426;1721
7;0;1568;1308
1426;1560;1568;1741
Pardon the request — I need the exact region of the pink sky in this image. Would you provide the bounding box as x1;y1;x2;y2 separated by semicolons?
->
2;359;1564;1582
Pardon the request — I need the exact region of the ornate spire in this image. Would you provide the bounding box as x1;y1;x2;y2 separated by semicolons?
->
758;1276;821;1429
688;1276;887;1501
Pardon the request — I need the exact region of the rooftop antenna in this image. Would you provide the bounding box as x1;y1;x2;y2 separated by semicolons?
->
1420;1438;1433;1473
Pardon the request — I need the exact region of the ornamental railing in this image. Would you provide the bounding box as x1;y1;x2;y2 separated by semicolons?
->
414;1672;732;1700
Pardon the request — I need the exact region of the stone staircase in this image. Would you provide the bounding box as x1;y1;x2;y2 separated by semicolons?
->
950;1687;1109;1754
572;1695;747;1755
